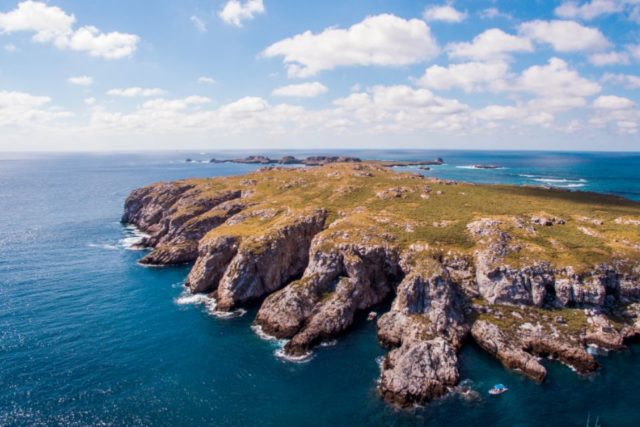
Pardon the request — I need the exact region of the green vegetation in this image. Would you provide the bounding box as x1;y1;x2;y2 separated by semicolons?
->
174;162;640;268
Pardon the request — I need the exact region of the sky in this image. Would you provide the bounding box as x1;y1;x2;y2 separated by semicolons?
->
1;0;640;151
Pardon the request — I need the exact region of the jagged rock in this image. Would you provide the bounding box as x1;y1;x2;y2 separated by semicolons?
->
375;253;469;406
468;219;552;306
525;337;597;374
122;182;243;265
256;226;401;353
585;313;625;350
379;338;459;407
215;209;327;310
186;236;240;293
471;320;547;382
531;214;566;226
615;217;640;226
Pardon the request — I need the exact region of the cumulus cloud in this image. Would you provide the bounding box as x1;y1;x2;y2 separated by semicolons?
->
602;72;640;88
107;87;167;97
423;5;467;23
262;14;439;78
516;58;601;97
272;82;328;97
219;0;265;27
68;75;93;86
555;0;639;20
4;43;17;52
417;61;510;92
0;1;139;59
447;28;533;60
518;20;609;52
592;95;636;109
588;51;630;66
197;76;216;84
190;16;207;32
0;90;72;127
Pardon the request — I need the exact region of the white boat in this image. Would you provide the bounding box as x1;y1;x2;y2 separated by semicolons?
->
488;384;508;396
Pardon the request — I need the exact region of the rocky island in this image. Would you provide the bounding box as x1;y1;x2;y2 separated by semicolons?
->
122;162;640;407
194;155;445;168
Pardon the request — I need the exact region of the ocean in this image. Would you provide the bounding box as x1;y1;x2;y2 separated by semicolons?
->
1;150;639;426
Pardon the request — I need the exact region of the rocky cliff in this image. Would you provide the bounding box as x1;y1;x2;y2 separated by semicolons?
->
123;162;640;407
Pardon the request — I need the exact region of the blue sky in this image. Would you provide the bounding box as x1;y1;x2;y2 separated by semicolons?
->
1;0;639;151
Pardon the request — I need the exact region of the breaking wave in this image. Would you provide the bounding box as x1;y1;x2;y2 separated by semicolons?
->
119;225;150;250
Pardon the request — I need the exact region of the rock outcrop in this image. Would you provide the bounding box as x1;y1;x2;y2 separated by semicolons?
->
121;162;640;408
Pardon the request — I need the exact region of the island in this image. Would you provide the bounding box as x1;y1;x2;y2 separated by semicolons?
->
122;162;640;407
199;155;445;168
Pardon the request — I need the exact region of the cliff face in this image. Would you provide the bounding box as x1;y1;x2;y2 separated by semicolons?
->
122;162;640;408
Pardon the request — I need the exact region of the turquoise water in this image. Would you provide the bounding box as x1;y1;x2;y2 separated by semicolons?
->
1;151;639;426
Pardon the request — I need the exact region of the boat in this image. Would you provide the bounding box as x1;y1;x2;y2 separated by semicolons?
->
488;384;508;396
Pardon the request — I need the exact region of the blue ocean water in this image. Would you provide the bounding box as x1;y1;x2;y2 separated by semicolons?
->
1;150;639;427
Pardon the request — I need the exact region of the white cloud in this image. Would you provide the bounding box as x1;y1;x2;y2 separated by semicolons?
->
0;90;71;127
4;43;17;52
272;82;328;97
65;26;138;59
84;97;96;106
262;14;439;78
588;51;630;66
417;61;510;92
592;95;636;109
480;7;513;19
555;0;638;20
219;96;268;114
197;76;216;84
423;5;467;23
107;87;167;97
516;58;601;97
518;20;609;52
475;105;523;121
219;0;265;27
447;28;533;60
0;1;139;59
602;72;640;88
142;96;212;111
67;75;93;86
629;44;640;60
190;16;207;32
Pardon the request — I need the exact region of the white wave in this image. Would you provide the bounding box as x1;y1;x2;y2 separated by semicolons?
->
274;346;314;363
119;225;150;250
174;290;246;318
519;174;537;178
456;165;506;170
587;344;608;356
251;324;288;346
558;183;586;188
319;339;338;347
175;292;212;306
205;303;247;319
87;243;118;250
532;178;587;184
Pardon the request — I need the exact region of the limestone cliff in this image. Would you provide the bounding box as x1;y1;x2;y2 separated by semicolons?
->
123;162;640;407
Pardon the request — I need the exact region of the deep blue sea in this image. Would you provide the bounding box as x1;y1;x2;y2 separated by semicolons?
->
1;150;640;427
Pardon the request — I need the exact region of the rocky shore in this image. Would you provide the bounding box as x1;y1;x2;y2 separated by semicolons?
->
122;162;640;408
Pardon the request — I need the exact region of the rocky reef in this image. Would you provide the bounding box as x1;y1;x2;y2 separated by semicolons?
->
122;162;640;408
